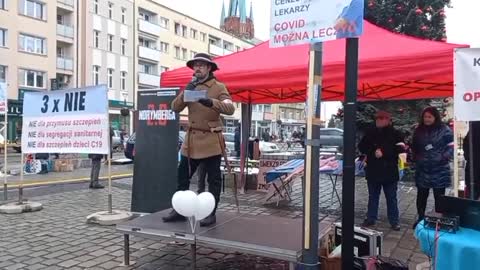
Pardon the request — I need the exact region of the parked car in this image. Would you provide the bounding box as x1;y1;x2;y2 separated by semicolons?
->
124;131;185;160
259;141;280;153
319;128;343;149
112;130;128;152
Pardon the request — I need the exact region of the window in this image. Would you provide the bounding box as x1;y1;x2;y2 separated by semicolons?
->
108;2;113;19
19;69;45;88
138;63;153;74
160;66;169;73
121;8;126;24
182;48;187;60
19;34;46;55
160;42;169;53
264;105;272;113
57;14;63;24
0;28;6;47
200;32;206;42
174;23;181;35
94;0;98;14
93;66;99;85
160;17;169;29
190;50;196;59
120;71;126;91
108;35;113;52
0;66;6;82
139;10;151;22
174;46;180;59
20;0;46;20
0;0;5;10
236;46;241;52
108;68;113;88
121;38;126;55
182;25;187;38
224;41;234;51
93;30;99;48
190;29;198;39
56;47;64;57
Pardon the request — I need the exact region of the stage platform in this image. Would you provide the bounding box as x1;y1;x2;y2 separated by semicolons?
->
117;209;331;269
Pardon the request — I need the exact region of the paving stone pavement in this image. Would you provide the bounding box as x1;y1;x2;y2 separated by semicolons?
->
0;175;437;270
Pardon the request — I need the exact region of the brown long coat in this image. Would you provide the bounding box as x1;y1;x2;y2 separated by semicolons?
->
171;78;235;159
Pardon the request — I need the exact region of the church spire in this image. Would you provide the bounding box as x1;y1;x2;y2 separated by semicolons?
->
229;0;238;17
249;1;254;22
220;1;226;27
239;0;247;23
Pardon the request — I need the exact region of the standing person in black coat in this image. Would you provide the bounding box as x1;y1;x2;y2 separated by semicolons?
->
234;125;241;158
88;154;104;189
463;121;480;200
358;111;405;231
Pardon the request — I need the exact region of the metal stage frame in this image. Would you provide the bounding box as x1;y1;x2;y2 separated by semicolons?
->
117;209;331;269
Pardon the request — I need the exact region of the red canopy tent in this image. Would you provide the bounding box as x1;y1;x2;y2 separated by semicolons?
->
161;21;467;104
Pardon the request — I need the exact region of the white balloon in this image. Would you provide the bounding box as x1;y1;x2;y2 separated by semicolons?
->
173;190;198;217
194;192;216;220
171;191;184;215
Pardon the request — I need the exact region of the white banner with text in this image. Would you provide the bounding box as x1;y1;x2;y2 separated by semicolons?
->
454;48;480;121
21;85;109;154
270;0;364;47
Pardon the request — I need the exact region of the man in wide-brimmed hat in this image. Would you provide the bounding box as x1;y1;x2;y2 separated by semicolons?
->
163;53;235;227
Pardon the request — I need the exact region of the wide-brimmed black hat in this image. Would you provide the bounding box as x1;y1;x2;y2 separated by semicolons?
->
186;53;219;72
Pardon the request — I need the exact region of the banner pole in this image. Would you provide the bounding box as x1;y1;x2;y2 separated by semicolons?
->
19;153;24;204
453;120;458;196
108;154;112;213
341;37;359;270
469;122;475;200
107;87;113;214
301;42;322;270
3;106;7;201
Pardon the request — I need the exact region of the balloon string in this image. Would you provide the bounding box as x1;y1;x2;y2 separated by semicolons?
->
189;217;196;234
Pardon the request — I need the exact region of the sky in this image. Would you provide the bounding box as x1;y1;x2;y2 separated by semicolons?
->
156;0;479;120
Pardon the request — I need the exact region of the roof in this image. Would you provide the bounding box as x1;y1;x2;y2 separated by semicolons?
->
161;21;468;104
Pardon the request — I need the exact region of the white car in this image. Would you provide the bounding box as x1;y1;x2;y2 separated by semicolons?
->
259;141;280;153
223;133;280;155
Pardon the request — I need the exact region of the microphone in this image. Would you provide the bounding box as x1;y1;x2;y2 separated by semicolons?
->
185;75;198;90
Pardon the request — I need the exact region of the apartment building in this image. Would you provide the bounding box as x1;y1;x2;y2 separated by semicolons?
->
78;0;135;132
134;0;255;88
272;103;306;136
134;0;256;129
0;0;77;139
0;0;280;138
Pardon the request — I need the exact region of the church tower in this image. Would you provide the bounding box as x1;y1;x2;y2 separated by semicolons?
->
221;0;255;40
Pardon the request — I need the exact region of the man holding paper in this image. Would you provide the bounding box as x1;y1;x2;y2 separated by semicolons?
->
163;53;235;226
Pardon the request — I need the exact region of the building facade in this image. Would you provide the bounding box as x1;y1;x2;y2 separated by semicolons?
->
78;0;135;132
1;0;307;140
134;0;255;129
0;0;67;139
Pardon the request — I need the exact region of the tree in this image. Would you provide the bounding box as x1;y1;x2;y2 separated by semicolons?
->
327;115;336;128
365;0;450;41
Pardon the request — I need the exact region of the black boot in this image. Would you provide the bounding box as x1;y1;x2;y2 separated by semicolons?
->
199;214;216;227
90;182;104;189
162;209;186;222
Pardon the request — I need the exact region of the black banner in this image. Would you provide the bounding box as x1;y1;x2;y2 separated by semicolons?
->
131;88;179;213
